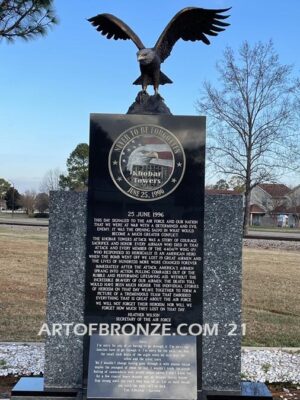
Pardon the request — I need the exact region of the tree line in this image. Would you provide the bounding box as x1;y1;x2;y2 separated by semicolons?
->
0;143;89;215
1;181;49;215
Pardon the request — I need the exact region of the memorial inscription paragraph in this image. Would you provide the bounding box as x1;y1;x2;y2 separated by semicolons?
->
89;215;201;319
87;335;197;399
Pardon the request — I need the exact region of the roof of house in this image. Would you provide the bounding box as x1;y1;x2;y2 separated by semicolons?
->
289;205;300;213
258;183;291;198
273;205;300;214
250;204;266;214
272;205;288;214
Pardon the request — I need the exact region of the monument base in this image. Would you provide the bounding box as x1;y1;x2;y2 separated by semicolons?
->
12;378;272;400
202;382;272;399
11;378;80;400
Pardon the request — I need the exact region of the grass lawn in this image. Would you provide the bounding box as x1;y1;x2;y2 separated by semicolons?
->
0;226;48;342
0;225;299;346
0;213;28;219
243;248;300;346
0;212;48;222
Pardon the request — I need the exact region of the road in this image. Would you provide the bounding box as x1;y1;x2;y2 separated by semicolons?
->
247;230;300;241
0;217;48;227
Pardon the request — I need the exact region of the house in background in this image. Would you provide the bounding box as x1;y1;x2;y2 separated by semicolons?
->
250;184;289;227
285;185;300;208
274;185;300;228
271;205;300;228
249;204;267;226
205;183;300;227
251;183;291;209
0;199;7;211
250;183;300;227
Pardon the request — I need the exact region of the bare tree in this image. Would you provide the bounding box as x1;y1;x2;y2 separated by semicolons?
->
19;190;36;215
0;0;57;42
35;192;49;213
286;186;300;228
197;41;300;234
40;168;61;193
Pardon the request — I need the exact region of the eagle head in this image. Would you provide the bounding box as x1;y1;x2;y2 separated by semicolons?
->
137;49;156;65
144;151;158;159
126;148;159;173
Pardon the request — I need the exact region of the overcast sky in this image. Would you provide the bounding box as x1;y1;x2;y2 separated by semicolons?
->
1;0;300;192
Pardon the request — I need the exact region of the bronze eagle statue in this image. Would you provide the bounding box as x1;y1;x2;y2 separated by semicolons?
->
88;7;230;94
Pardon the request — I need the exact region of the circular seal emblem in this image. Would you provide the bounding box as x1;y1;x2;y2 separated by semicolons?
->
108;124;186;201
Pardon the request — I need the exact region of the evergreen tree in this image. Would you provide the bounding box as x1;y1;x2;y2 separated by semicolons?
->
0;178;11;199
59;143;89;191
5;187;21;210
0;0;57;42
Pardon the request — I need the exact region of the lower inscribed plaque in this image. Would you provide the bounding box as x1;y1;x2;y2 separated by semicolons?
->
87;335;197;399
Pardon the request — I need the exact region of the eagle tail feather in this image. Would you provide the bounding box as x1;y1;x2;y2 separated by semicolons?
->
133;71;173;86
133;76;142;85
159;71;173;84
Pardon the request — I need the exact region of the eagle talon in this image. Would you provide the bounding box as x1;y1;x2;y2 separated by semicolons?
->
154;92;164;100
136;90;149;103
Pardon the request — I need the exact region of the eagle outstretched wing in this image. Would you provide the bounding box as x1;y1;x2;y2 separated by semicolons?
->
88;13;145;50
154;7;231;63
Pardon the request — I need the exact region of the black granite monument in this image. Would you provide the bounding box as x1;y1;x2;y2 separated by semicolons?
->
11;5;273;400
84;114;205;398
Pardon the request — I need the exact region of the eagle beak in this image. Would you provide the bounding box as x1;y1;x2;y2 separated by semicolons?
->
137;54;144;61
145;151;159;159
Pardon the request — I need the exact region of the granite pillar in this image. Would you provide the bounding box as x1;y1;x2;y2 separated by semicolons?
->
44;191;87;388
44;191;243;393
